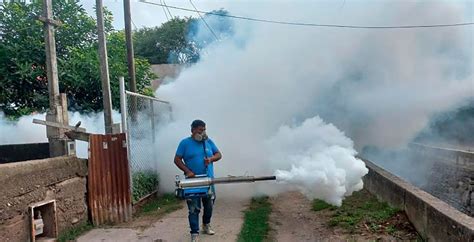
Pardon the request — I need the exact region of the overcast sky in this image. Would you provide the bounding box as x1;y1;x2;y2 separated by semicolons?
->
79;0;474;30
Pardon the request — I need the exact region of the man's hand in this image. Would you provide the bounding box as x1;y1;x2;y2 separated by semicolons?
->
185;171;195;178
175;155;195;178
204;157;212;166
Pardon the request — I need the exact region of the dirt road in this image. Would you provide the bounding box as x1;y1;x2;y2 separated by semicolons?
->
268;191;347;241
78;198;247;242
79;190;417;241
268;191;417;241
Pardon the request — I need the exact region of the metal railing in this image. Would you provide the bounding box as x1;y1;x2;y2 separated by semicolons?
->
119;77;172;203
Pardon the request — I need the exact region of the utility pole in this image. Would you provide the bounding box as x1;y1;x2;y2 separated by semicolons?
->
124;0;137;93
96;0;114;134
123;0;138;121
41;0;68;157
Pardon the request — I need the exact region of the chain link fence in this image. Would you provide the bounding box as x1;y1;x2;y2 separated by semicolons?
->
122;86;172;203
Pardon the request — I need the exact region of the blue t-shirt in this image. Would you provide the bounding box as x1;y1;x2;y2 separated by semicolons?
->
176;137;219;178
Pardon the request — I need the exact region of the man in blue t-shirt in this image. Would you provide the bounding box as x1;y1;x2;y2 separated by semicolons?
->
174;120;222;241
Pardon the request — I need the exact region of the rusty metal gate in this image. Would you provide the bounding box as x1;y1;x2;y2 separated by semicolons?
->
88;133;132;225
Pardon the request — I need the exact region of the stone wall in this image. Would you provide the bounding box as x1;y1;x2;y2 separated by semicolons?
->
362;158;474;241
425;161;473;215
0;156;88;241
409;143;474;216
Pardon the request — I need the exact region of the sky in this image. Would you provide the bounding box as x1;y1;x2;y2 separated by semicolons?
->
80;0;474;30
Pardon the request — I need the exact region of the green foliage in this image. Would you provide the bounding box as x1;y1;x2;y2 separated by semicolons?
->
137;193;182;216
134;18;197;64
134;10;233;64
0;1;155;117
57;222;94;242
324;190;400;232
60;31;156;112
237;196;272;242
415;100;474;144
132;170;159;203
312;199;336;211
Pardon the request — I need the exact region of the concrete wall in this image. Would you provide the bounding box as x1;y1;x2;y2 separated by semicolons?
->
0;143;49;164
150;64;184;90
363;159;474;241
0;156;88;242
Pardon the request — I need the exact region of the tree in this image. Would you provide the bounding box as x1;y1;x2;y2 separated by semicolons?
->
415;100;474;144
186;9;234;51
0;1;155;117
134;18;197;64
134;10;234;65
60;31;155;112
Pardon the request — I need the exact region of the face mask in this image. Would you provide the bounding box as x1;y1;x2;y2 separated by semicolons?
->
193;131;208;142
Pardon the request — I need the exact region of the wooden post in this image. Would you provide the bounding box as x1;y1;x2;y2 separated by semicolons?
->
123;0;138;122
41;0;68;157
123;0;137;93
96;0;114;134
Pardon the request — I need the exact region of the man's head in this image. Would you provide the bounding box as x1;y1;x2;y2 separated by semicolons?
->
191;119;207;141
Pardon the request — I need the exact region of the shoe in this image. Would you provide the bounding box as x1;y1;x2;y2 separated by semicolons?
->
191;233;199;242
202;224;215;235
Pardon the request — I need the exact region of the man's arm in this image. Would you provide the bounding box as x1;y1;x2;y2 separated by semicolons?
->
174;155;195;177
211;151;222;162
204;151;222;166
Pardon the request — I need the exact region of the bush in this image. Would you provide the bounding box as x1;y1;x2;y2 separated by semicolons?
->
132;170;159;203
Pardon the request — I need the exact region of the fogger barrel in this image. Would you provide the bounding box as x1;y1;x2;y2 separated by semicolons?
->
175;175;276;199
177;175;277;188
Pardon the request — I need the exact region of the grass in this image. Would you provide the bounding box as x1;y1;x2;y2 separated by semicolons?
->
237;196;272;242
312;190;400;234
135;193;182;216
312;199;336;211
58;222;94;242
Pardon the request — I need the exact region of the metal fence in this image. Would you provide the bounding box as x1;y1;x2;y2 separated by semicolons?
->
119;77;172;203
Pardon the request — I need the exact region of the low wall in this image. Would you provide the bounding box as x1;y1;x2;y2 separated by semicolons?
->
0;156;88;241
0;143;49;164
409;142;474;166
362;159;474;241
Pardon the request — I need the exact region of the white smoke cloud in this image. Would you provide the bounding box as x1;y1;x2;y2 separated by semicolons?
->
0;112;47;145
1;1;472;205
0;111;121;159
151;1;472;204
269;117;367;206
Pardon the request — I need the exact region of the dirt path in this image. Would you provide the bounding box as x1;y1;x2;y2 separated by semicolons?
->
268;191;411;242
78;197;247;242
268;191;346;241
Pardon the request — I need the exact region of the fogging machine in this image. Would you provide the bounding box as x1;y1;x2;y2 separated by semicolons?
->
175;174;276;199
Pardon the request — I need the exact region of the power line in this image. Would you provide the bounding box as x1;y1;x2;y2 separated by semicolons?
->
340;0;346;10
160;0;170;21
189;0;219;41
131;18;138;29
162;0;174;19
138;0;474;29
